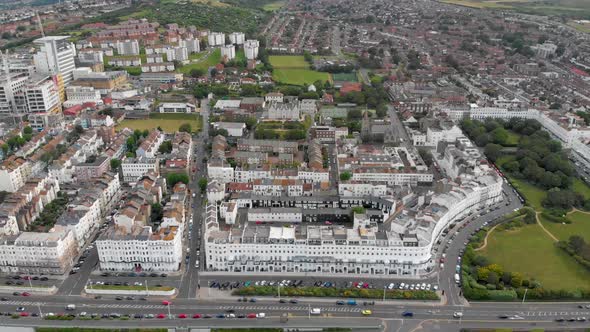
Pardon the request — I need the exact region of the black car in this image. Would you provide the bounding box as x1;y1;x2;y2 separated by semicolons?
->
336;300;345;305
39;277;49;281
115;297;123;300
279;299;287;303
15;281;23;286
12;292;19;296
128;273;137;277
237;314;245;318
134;314;143;319
150;273;158;277
101;272;110;277
160;273;167;277
0;298;7;301
32;276;39;281
567;318;577;322
114;282;122;286
5;281;12;285
94;296;102;299
290;299;298;304
204;314;212;319
498;314;509;319
555;318;565;322
126;296;134;300
101;313;110;318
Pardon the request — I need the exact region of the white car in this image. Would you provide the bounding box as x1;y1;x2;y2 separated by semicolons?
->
388;283;394;290
79;312;87;317
256;313;266;318
399;283;405;289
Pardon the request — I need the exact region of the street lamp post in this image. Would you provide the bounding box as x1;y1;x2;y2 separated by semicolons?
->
167;304;172;319
145;279;149;297
278;284;281;300
522;288;528;304
383;285;386;302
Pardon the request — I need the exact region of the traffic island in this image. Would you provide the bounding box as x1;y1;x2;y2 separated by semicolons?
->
84;284;176;297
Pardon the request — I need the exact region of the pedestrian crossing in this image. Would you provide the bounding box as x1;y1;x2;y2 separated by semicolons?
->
1;301;46;306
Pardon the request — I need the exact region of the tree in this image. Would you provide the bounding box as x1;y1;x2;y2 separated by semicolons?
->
484;143;503;162
418;148;433;167
487;271;499;285
166;173;189;187
158;140;173;154
351;206;366;214
303;51;313;63
240;84;258;97
491;127;508;145
510;272;523;288
477;267;490;282
179;123;192;133
1;144;8;155
245;117;257;130
23;126;33;135
110;158;121;171
142;129;149;138
74;125;84;134
189;68;205;78
198;178;208;193
340;171;352;181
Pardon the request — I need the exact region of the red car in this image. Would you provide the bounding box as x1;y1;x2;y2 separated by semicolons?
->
247;313;256;319
19;312;29;317
192;313;202;319
22;276;31;280
162;300;171;306
22;292;30;297
178;314;187;319
362;283;369;289
157;313;166;319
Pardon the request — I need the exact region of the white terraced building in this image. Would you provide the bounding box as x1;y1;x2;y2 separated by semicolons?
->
205;165;503;276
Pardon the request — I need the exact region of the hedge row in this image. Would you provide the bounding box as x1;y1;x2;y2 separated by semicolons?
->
557;241;590;271
232;286;439;300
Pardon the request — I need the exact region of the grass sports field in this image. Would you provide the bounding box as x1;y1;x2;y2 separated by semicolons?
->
269;56;331;86
480;223;590;291
117;113;202;133
332;72;358;82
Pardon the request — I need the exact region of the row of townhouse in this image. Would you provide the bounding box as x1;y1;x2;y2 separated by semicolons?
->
97;173;187;272
0;172;120;274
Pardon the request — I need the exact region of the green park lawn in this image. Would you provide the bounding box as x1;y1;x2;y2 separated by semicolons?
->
117;113;202;133
542;211;590;243
262;1;285;11
504;130;522;146
269;55;331;86
509;176;546;210
480;223;590;291
179;48;221;74
572;178;590;200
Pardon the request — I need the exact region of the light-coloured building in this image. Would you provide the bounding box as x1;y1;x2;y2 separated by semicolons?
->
267;100;300;121
136;130;165;158
208;32;225;46
205;166;502;276
116;40;140;55
33;36;76;86
141;62;175;73
212;122;246;137
244;39;259;60
23;78;61;114
0;225;78;274
97;174;183;272
64;86;102;107
179;38;200;54
229;32;245;45
221;45;236;61
164;47;188;62
121;157;160;183
0;156;31;192
158;102;196;113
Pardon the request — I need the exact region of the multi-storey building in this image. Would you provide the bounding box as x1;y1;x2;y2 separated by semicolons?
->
121;157;160;183
136;130;164;158
0;156;31;192
33;36;76;86
244;39;259;60
64;86;102;107
115;40;140;55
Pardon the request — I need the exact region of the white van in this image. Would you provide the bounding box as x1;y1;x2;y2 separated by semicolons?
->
454;273;460;284
65;304;76;311
310;308;321;315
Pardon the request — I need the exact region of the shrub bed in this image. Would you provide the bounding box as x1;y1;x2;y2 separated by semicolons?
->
232;286;438;300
